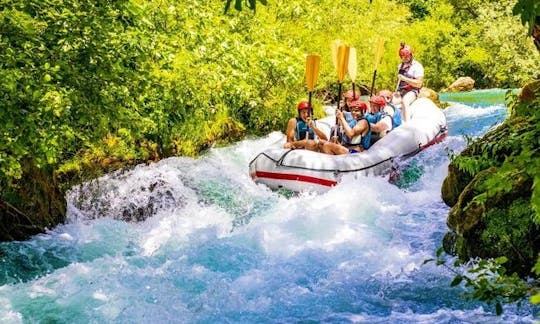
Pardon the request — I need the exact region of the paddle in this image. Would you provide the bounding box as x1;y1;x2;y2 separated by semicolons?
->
369;37;385;95
336;44;350;111
304;54;321;139
305;54;321;107
348;47;358;99
334;43;350;139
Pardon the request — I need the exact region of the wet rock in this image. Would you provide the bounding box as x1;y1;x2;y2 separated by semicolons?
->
444;77;475;92
520;79;540;102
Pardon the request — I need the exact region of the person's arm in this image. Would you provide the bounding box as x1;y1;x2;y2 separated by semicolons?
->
397;74;423;88
308;118;328;141
284;118;297;146
336;111;356;138
370;115;392;133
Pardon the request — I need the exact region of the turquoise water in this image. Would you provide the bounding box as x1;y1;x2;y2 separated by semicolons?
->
0;90;537;323
439;88;518;107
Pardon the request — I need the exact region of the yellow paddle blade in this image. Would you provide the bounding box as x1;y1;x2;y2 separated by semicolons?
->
305;54;321;91
373;37;385;70
337;44;349;82
348;47;357;82
331;39;341;70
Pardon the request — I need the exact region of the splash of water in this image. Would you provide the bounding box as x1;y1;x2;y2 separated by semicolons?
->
0;99;536;323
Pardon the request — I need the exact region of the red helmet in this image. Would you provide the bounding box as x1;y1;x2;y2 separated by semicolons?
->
344;89;360;100
369;95;386;107
399;44;413;58
377;90;393;103
297;100;312;111
349;100;367;112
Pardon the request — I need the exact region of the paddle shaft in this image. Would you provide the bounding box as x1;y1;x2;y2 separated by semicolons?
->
370;70;377;95
334;82;343;138
306;91;313;140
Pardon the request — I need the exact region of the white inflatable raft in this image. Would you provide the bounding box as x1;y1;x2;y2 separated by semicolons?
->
248;98;448;193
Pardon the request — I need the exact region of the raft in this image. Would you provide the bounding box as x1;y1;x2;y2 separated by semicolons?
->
248;98;448;193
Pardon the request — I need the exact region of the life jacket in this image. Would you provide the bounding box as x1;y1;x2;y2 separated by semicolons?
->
386;103;402;129
342;118;371;150
332;112;357;144
365;111;383;124
294;117;315;140
398;61;422;95
365;111;392;145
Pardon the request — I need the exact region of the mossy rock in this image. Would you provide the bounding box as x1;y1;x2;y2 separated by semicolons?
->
444;165;538;276
442;83;540;277
441;162;471;207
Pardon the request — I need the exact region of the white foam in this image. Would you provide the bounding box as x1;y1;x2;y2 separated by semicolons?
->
444;102;505;119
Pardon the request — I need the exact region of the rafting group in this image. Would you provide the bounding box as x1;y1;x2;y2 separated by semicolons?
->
284;42;424;155
248;41;446;192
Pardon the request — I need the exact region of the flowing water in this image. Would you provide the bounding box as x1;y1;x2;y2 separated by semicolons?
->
0;89;537;323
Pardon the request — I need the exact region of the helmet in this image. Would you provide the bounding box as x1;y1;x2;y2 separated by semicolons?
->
349;100;367;112
399;44;413;58
297;100;312;111
344;89;360;100
377;90;393;103
369;95;386;107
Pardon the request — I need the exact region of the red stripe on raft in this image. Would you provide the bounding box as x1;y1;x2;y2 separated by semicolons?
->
422;130;448;150
254;171;337;187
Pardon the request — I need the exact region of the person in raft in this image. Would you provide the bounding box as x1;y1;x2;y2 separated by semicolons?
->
396;42;424;122
343;89;361;111
331;89;362;143
377;89;402;130
283;100;328;150
319;100;371;155
364;95;395;145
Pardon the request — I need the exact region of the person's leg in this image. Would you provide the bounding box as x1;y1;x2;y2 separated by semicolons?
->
401;91;417;122
285;139;321;152
303;139;321;152
321;142;348;155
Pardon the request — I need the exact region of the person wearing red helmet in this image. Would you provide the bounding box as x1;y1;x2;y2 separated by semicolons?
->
397;42;424;122
284;100;328;150
343;89;361;111
364;95;394;144
320;100;372;155
377;89;402;129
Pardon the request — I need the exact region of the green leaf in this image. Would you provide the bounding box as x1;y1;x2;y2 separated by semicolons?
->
436;247;444;257
494;256;508;265
450;275;463;287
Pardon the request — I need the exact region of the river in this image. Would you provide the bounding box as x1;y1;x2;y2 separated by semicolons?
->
0;89;536;323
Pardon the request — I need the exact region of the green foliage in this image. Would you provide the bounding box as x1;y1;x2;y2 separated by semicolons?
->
1;0;539;242
444;86;540;313
512;0;540;34
426;250;531;315
532;258;540;305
